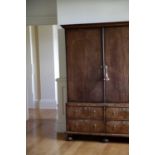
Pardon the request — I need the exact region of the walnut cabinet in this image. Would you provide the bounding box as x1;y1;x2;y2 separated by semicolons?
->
62;22;129;139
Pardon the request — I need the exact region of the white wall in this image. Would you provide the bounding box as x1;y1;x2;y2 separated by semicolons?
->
27;25;58;109
56;27;67;131
38;26;57;109
29;26;41;107
26;0;57;25
57;0;129;25
57;27;66;78
53;25;60;104
26;26;33;118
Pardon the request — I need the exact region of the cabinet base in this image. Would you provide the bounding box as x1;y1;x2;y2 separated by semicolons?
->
65;132;128;142
65;133;73;141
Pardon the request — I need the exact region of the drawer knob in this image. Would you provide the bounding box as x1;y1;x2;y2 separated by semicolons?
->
93;110;96;113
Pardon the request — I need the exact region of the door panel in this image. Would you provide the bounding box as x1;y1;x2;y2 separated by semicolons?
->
104;26;129;103
66;28;104;102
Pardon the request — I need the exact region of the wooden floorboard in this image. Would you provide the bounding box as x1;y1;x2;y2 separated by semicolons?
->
27;109;129;155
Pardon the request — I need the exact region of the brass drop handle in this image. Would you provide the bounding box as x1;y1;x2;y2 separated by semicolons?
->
122;108;128;112
93;110;96;117
112;111;116;115
122;121;126;125
113;124;117;129
76;122;79;127
104;65;110;81
84;107;88;111
75;109;79;113
93;124;97;129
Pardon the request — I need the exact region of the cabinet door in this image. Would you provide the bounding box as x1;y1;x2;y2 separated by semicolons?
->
104;26;129;103
66;28;104;102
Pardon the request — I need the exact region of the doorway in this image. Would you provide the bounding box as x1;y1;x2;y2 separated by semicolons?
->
26;25;59;120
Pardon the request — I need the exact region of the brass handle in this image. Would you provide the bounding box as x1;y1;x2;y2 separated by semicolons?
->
122;121;126;125
104;65;110;81
93;124;97;129
112;111;116;115
113;124;117;129
122;108;128;112
84;107;88;111
75;109;79;113
76;122;79;127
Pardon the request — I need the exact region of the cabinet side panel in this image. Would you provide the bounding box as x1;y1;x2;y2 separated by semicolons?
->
66;28;104;102
104;26;129;103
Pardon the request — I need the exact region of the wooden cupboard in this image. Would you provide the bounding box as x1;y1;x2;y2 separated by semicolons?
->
62;21;129;140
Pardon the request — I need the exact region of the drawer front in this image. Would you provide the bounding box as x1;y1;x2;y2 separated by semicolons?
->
67;106;90;119
67;120;105;133
90;120;104;133
89;107;104;119
67;120;90;132
105;107;129;120
106;121;129;134
67;106;104;119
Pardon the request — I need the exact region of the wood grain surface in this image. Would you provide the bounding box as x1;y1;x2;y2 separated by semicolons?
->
66;28;104;102
104;26;129;103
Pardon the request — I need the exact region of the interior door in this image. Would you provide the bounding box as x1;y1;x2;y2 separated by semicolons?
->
66;28;104;102
104;26;129;103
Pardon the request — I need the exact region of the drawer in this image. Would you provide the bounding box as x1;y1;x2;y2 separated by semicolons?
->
105;107;129;120
106;121;128;134
67;106;90;119
90;120;104;133
67;120;105;133
67;120;90;132
89;107;104;119
67;106;104;119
